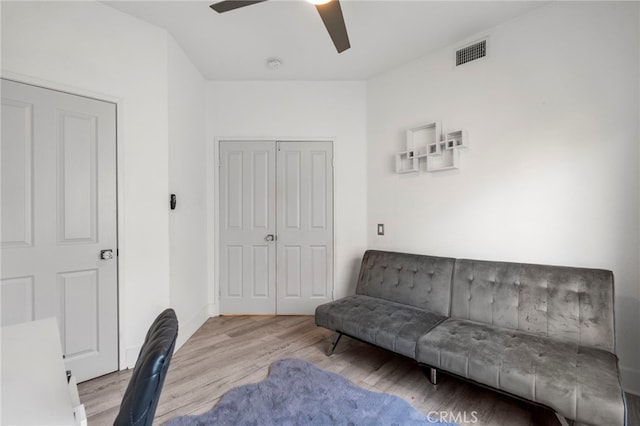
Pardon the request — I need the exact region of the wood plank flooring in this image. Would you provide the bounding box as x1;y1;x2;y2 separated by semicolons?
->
78;316;639;425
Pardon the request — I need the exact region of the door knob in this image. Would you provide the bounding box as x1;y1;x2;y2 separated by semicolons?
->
265;234;275;242
100;249;114;260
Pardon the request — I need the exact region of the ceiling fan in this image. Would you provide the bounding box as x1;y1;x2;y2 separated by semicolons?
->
209;0;350;53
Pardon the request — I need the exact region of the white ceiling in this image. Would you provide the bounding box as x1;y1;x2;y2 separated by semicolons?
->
105;0;547;80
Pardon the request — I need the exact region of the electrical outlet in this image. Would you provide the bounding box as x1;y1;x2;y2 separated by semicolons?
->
377;224;385;236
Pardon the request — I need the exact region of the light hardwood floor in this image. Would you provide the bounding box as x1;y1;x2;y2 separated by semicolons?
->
79;315;640;426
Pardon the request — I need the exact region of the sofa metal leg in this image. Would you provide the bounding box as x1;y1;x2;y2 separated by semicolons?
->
422;366;438;385
328;333;343;356
429;367;438;385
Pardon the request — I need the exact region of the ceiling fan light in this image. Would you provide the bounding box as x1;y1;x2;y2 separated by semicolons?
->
307;0;331;5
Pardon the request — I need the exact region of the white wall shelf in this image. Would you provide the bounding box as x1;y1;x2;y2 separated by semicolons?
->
427;146;459;171
445;129;467;149
395;123;468;173
427;142;441;156
395;151;419;173
406;122;440;156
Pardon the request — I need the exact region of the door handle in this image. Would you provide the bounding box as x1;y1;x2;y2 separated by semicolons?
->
265;234;275;242
100;249;114;260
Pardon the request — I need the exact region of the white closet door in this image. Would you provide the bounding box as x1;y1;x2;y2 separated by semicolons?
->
276;141;333;314
1;79;118;382
219;141;277;314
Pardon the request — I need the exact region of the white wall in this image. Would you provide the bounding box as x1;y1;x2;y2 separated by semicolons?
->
2;1;174;367
167;35;209;348
367;1;640;393
206;81;368;308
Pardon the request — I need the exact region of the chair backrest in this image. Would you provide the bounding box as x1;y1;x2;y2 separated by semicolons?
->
114;308;179;426
355;250;455;316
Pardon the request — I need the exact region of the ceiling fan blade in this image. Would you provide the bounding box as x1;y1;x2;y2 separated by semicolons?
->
315;0;350;53
210;0;267;14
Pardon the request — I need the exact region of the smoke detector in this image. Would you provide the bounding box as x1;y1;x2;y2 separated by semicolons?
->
267;58;283;70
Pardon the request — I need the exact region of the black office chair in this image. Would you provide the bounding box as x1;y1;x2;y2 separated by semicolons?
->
114;308;178;426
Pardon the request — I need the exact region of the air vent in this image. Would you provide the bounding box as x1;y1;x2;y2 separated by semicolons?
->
456;40;486;66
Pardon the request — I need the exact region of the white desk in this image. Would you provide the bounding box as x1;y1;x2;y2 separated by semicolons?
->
1;318;84;425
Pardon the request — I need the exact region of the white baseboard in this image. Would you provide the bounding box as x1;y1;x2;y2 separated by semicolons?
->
621;366;640;396
174;304;209;352
208;302;220;317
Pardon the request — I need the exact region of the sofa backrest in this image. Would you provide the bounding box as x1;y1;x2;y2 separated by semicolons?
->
356;250;455;316
451;259;616;352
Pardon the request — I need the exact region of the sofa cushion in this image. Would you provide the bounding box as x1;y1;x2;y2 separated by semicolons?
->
315;295;446;358
451;259;616;352
355;250;455;316
416;318;625;426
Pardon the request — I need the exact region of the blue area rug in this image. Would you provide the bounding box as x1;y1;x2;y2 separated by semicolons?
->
166;358;455;425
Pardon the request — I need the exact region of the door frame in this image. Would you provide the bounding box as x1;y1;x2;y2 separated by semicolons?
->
1;71;125;369
209;137;336;315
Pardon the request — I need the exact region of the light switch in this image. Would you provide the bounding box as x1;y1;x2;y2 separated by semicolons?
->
377;224;384;236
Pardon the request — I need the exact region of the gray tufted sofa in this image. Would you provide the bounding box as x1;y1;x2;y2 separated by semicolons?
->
314;250;627;426
315;250;455;359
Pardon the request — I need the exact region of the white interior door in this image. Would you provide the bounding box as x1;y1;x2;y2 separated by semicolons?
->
1;79;118;382
219;141;277;314
276;141;334;314
218;140;334;315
